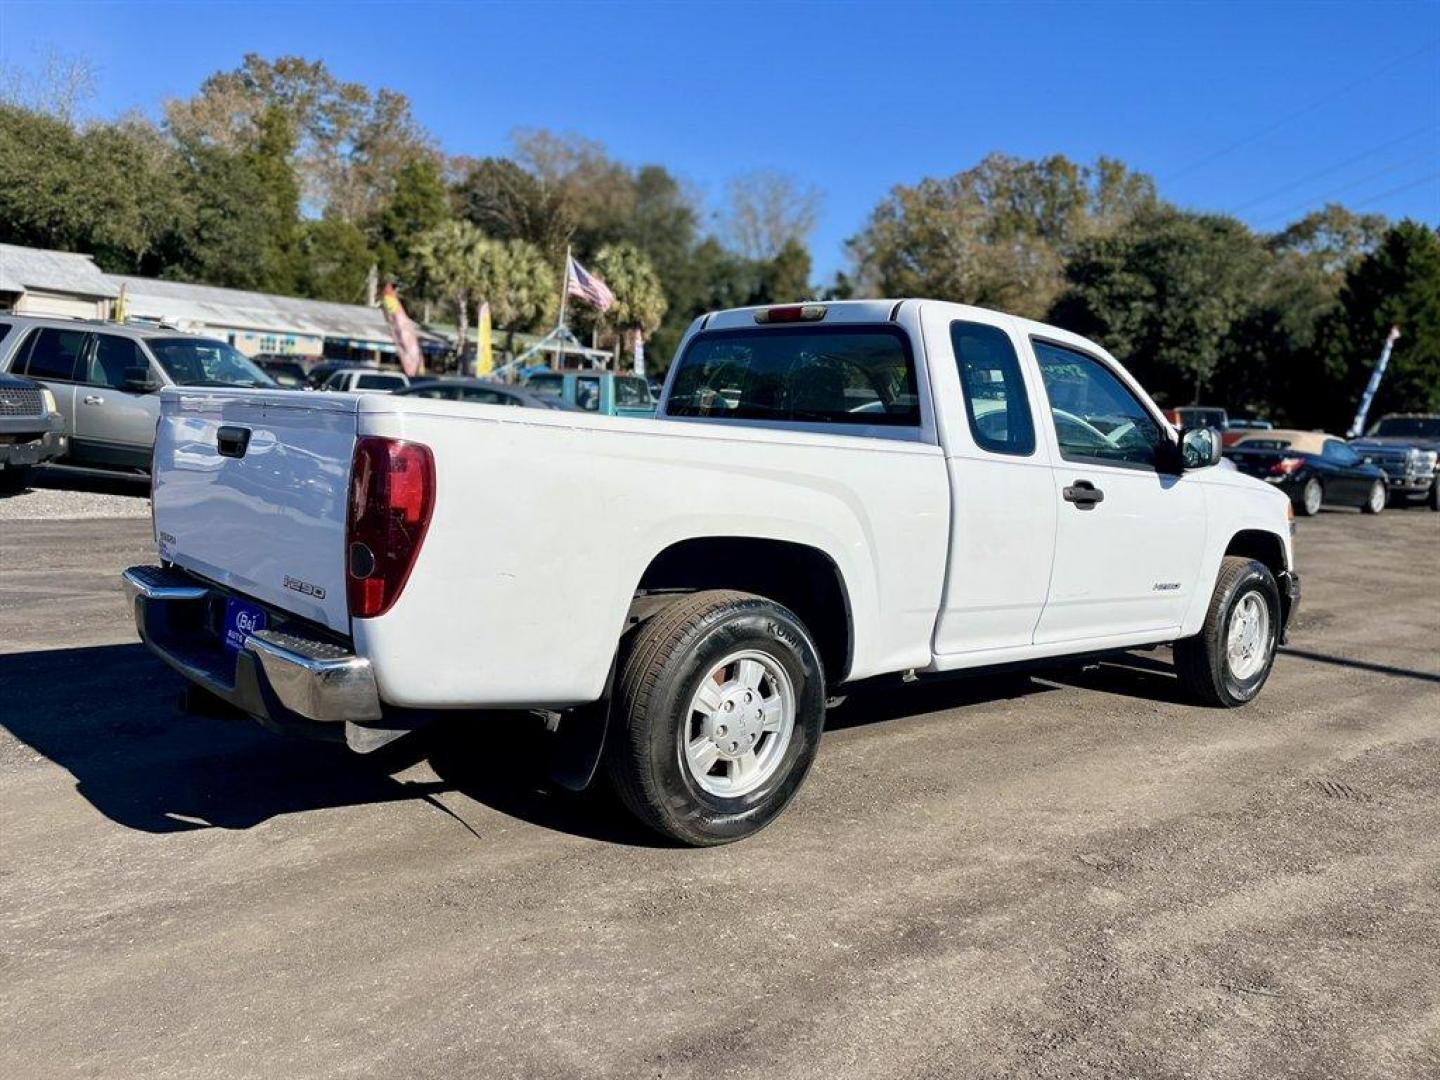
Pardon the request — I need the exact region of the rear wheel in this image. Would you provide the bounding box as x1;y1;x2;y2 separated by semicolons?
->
1296;478;1323;516
1361;479;1386;514
1429;479;1440;511
1175;556;1281;708
0;466;32;495
606;590;826;846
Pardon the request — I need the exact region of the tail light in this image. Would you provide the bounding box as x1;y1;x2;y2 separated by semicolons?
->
1269;456;1304;476
347;437;435;619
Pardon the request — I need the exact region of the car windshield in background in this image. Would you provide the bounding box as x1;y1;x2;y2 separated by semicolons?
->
148;339;275;388
1371;417;1440;438
667;326;919;426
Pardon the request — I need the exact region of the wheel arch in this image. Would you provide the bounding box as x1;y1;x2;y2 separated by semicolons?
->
631;536;854;683
1223;528;1287;578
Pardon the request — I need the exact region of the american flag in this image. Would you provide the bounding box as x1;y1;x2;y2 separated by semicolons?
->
565;255;615;312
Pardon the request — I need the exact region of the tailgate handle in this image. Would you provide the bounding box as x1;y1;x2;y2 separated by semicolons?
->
216;426;252;459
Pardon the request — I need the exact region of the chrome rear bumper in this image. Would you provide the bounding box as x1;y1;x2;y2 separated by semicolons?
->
122;565;384;742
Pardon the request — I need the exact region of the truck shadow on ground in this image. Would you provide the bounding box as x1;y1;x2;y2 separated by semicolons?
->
0;641;1256;845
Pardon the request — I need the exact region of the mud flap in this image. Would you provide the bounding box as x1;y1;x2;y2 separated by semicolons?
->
547;697;611;792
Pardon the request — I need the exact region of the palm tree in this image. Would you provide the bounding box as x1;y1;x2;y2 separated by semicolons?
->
471;237;556;332
411;219;483;359
593;243;667;372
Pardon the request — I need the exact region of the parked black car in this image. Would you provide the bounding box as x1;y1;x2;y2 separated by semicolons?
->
1349;413;1440;510
396;378;581;410
1226;429;1388;516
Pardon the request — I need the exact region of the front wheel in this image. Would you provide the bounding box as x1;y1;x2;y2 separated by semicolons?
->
606;590;826;846
1361;480;1386;514
1174;557;1281;708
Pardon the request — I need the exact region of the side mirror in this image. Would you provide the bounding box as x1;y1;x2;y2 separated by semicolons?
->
122;365;159;393
1179;425;1223;470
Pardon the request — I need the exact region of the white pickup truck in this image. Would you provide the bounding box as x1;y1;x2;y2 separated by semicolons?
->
124;299;1299;845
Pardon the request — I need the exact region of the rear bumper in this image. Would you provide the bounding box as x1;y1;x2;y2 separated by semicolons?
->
122;565;389;748
1277;570;1301;645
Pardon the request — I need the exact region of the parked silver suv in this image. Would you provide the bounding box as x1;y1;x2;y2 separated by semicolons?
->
0;315;275;474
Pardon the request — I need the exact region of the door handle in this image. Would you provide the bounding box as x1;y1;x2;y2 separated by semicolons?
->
83;394;104;406
1063;480;1105;509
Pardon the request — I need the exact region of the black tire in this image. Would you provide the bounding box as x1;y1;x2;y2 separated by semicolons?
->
1174;556;1281;708
0;466;32;495
1429;479;1440;512
1295;477;1322;516
1361;479;1386;514
605;589;826;846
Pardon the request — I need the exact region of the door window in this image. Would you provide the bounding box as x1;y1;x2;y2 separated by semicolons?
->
21;328;88;382
951;321;1035;455
1033;340;1166;469
460;387;510;405
355;373;406;390
1323;439;1360;466
576;377;602;411
88;334;148;389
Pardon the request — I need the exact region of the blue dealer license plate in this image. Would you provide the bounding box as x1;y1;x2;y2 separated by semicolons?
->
222;597;268;653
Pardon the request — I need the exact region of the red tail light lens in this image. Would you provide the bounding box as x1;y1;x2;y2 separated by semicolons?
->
1269;456;1304;476
347;437;435;619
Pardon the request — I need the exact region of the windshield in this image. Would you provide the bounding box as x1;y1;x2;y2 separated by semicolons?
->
1371;417;1440;438
667;325;919;426
148;338;275;388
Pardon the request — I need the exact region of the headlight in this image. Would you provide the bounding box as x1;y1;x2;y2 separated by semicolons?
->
41;387;57;415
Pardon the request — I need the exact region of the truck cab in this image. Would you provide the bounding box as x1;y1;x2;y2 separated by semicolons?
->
524;369;657;417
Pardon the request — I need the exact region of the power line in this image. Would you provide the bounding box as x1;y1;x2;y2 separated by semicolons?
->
1348;171;1440;210
1231;124;1436;213
1255;150;1440;224
1162;37;1440;184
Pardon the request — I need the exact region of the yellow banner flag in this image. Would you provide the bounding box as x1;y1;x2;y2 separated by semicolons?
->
476;301;493;377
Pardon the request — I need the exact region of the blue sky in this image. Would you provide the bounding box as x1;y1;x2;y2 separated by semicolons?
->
1;0;1437;278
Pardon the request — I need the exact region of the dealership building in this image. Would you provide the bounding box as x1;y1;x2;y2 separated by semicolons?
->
0;243;442;362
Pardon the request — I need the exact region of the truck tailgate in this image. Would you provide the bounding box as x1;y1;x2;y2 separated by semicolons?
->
151;388;358;633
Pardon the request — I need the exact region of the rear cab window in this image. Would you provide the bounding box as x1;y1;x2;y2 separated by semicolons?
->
951;321;1035;455
666;325;919;428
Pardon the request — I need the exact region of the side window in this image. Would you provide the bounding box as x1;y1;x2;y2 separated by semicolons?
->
950;321;1035;456
576;377;601;411
1033;339;1165;469
0;322;11;345
88;334;147;389
324;372;347;390
461;388;507;405
1324;440;1359;465
23;328;88;382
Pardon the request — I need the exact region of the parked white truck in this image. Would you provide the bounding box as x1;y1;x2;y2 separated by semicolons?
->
124;300;1299;844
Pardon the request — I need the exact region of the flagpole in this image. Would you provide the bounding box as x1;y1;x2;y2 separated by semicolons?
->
553;245;571;371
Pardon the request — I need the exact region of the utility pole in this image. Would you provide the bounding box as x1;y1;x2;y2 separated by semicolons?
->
553;246;571;371
1348;325;1402;437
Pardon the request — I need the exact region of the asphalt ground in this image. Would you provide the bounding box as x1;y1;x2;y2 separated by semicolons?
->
1;500;1437;1079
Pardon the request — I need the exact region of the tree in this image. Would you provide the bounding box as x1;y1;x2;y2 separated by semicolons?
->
372;154;449;278
754;239;812;304
1048;208;1269;404
593;244;667;370
722;171;821;261
1313;221;1440;429
411;219;484;354
469;238;556;331
848;154;1156;318
165;54;432;222
297;216;374;303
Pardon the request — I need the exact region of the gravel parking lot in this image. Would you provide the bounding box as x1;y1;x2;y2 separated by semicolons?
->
1;498;1437;1079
